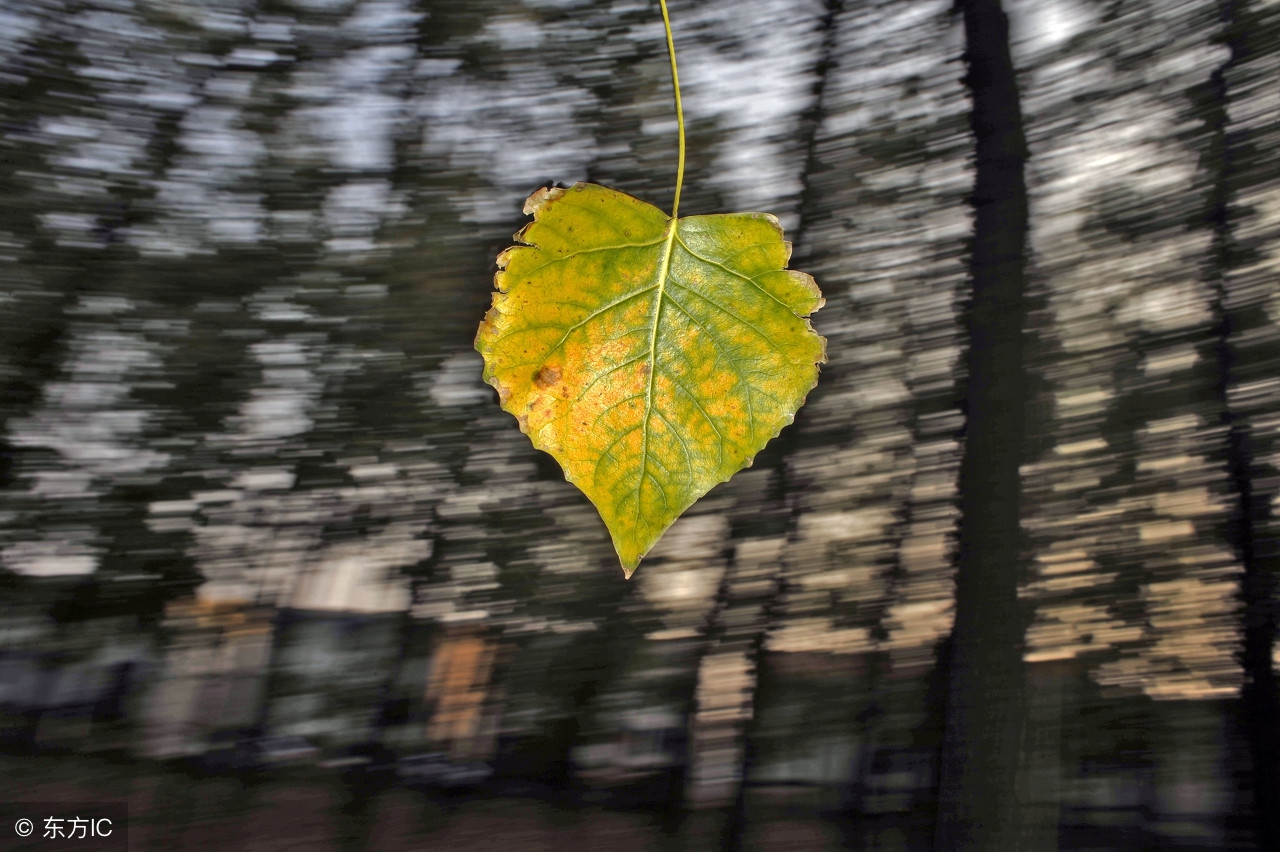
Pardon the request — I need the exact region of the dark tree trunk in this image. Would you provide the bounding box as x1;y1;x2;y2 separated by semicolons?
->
1202;1;1280;846
792;0;845;263
934;0;1031;849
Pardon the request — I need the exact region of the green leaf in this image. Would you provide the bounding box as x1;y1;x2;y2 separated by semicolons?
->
476;182;825;577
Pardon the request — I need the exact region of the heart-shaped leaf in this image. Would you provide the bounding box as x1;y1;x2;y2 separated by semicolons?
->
476;182;825;576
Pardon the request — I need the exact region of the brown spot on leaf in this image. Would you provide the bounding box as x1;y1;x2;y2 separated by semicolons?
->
533;364;561;389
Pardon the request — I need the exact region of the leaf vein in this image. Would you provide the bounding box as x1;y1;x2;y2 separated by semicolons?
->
535;285;659;361
577;352;649;400
666;373;724;468
666;279;774;348
639;218;679;529
673;233;794;312
653;406;694;485
593;422;642;490
664;292;754;448
517;236;666;280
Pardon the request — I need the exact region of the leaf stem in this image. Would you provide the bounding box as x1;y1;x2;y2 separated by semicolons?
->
658;0;685;220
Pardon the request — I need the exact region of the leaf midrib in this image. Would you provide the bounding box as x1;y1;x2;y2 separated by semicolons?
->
637;216;680;526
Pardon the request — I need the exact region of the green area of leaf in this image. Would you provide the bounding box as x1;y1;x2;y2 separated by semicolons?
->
476;183;825;576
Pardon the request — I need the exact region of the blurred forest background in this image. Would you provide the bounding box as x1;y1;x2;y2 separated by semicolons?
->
1;0;1279;849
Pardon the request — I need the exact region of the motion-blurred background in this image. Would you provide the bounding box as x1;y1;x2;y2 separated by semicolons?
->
1;0;1278;848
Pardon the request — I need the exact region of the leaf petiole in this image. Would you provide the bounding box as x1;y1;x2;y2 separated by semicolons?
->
657;0;686;220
